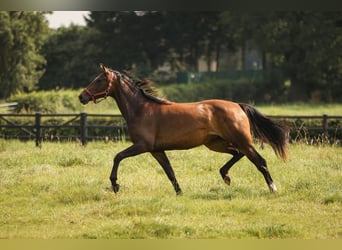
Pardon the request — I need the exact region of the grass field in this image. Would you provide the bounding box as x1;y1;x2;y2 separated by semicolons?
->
256;103;342;116
0;139;341;239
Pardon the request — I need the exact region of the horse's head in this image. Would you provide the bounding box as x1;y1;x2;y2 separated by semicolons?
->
79;64;117;104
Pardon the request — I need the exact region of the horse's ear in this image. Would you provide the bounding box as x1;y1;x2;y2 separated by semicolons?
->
99;63;106;72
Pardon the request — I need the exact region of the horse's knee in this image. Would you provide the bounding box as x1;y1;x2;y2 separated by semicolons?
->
113;153;122;165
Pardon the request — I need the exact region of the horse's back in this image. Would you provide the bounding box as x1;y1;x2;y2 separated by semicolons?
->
163;99;248;129
199;99;240;110
199;99;247;122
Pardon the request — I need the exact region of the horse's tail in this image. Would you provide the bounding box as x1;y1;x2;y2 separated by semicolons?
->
239;103;289;161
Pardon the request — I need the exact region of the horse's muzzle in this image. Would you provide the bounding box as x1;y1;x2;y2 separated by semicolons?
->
79;92;90;104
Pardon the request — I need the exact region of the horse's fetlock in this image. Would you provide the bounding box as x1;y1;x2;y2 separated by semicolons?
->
175;188;183;195
112;183;120;193
219;168;226;178
223;175;231;185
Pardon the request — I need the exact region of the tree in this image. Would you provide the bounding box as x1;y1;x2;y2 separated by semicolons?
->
159;12;203;71
220;11;342;101
279;12;342;101
86;11;168;76
39;25;100;89
86;11;228;74
0;11;48;99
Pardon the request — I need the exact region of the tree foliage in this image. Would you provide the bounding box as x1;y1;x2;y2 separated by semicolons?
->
85;11;167;76
1;11;342;102
220;11;342;101
0;11;48;99
39;25;100;89
85;11;227;74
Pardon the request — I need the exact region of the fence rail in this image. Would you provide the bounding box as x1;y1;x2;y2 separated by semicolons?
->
0;113;341;146
0;113;127;147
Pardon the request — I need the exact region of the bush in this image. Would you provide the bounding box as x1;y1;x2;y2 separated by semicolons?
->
9;90;84;114
161;79;281;103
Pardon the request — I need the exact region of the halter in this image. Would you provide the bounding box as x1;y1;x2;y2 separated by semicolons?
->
83;71;119;104
83;85;111;104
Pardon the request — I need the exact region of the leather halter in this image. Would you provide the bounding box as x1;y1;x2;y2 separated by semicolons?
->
83;73;116;104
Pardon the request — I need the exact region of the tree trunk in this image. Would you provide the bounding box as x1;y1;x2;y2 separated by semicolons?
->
261;51;266;70
215;43;220;72
241;42;246;70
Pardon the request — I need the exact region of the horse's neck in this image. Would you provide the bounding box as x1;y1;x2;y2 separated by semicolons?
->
112;82;142;122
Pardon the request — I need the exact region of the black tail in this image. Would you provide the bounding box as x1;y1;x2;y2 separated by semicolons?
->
239;103;289;160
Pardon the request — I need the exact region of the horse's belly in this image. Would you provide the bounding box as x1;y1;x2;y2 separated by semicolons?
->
154;128;210;150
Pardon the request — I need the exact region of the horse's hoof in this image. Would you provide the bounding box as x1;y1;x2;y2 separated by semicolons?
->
176;189;183;196
224;176;231;186
268;183;278;193
112;184;120;193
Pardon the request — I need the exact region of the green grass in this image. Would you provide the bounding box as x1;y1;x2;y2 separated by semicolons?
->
0;140;341;239
256;103;342;116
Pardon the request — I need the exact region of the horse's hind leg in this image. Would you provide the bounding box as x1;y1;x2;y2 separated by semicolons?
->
151;151;182;195
243;145;277;193
219;152;244;185
204;138;244;186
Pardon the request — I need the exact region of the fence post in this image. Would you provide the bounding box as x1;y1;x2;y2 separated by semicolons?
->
322;114;328;136
35;113;42;147
80;112;88;145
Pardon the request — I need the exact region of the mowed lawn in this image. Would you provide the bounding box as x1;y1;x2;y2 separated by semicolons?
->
0;140;341;239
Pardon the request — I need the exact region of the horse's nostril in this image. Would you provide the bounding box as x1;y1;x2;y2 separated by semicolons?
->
79;93;90;104
79;94;86;104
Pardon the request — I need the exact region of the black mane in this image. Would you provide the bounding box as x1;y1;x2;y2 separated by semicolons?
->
112;69;170;104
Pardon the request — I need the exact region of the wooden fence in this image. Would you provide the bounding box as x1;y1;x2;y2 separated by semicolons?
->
268;114;342;143
0;113;126;147
0;113;341;147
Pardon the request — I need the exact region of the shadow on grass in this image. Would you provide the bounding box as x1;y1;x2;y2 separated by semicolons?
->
190;186;271;201
79;222;196;239
243;224;300;239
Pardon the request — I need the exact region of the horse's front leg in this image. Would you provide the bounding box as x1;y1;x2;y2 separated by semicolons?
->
151;151;182;195
110;143;146;194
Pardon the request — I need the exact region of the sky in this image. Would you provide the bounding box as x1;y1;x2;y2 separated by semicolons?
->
45;11;89;29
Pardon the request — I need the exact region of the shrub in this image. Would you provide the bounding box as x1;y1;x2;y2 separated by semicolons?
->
161;79;283;103
10;90;84;114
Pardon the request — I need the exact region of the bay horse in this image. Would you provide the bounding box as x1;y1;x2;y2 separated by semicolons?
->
79;64;289;195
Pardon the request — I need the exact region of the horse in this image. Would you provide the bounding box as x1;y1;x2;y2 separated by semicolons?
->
79;64;289;195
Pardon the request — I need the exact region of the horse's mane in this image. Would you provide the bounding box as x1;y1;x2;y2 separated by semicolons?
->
112;69;171;104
